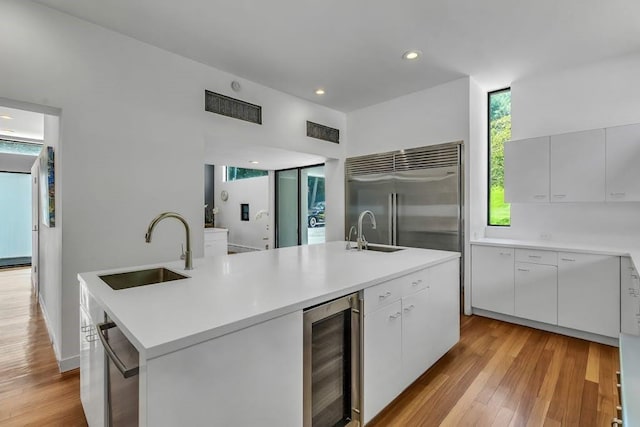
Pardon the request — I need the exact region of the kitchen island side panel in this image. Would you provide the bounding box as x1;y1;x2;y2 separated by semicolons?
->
145;310;303;427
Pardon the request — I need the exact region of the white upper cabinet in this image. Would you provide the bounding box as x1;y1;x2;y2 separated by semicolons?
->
550;129;606;202
505;136;550;203
606;123;640;202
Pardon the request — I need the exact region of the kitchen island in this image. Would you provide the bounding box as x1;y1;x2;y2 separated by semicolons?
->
78;241;460;426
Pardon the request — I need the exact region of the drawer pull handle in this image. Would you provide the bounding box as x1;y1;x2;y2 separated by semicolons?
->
500;252;512;256
528;255;542;259
611;418;622;426
379;292;391;300
610;192;626;196
553;194;566;198
411;279;423;286
389;312;402;319
533;195;546;199
561;258;576;262
404;305;415;312
517;268;530;272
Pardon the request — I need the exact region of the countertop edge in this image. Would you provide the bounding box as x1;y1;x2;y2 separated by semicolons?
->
79;247;460;360
470;238;631;257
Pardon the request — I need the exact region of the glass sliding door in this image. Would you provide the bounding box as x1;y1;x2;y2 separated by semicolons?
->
276;169;299;248
276;164;325;248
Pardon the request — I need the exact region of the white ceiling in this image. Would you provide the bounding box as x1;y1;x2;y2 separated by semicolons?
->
33;0;640;112
204;140;327;171
0;106;44;141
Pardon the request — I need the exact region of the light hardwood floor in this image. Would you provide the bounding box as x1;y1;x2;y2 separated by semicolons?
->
0;267;87;426
0;267;620;426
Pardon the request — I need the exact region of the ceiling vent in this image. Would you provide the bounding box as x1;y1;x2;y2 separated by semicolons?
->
306;121;339;144
205;90;262;125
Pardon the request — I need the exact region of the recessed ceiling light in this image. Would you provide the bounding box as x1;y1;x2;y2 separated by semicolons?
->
315;89;325;95
249;160;259;164
1;129;16;133
0;115;13;120
402;50;422;60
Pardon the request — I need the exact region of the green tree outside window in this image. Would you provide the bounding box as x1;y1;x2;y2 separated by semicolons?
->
489;89;511;226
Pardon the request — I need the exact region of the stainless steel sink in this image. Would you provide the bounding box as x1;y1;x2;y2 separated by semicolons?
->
99;267;188;290
365;245;405;253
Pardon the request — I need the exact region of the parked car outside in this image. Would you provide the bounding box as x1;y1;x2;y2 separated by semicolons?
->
307;202;325;228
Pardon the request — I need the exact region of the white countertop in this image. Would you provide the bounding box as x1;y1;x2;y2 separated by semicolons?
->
78;241;459;360
471;237;640;270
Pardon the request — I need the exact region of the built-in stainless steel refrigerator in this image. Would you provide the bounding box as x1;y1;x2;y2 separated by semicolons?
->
345;141;463;254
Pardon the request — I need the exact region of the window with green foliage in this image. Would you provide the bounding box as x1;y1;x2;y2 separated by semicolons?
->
224;166;268;182
488;88;511;226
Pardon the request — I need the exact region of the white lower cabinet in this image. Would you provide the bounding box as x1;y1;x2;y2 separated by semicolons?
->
557;252;620;338
471;245;514;315
514;262;558;325
363;300;403;423
621;257;640;335
363;259;460;424
79;296;105;427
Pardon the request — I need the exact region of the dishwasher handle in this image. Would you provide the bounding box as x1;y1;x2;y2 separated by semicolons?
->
97;321;139;378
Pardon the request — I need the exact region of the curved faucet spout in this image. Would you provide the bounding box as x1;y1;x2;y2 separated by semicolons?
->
357;210;377;251
145;212;193;270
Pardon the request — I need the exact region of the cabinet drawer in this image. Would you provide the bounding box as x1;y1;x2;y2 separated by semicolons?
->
400;269;429;296
364;277;403;314
515;249;557;266
204;231;226;242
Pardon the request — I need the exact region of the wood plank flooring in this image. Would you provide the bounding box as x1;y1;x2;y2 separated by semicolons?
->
0;267;620;426
368;315;620;427
0;267;87;426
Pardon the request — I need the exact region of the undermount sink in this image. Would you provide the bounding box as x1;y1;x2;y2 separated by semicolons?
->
365;245;405;253
99;267;188;290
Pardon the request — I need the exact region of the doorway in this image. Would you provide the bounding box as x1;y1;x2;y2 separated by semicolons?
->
275;164;325;248
0;171;33;268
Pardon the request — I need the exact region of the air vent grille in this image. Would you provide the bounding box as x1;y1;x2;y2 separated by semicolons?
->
394;144;460;171
307;121;339;144
345;152;394;176
205;90;262;124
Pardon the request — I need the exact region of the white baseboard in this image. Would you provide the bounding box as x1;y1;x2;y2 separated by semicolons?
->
38;294;61;361
58;355;80;372
38;295;80;372
472;308;619;347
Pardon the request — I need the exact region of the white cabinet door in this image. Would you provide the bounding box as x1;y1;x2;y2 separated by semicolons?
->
471;245;515;315
428;259;460;363
606;123;640;202
514;262;558;325
504;136;550;203
550;129;605;202
558;252;620;338
401;290;430;389
363;300;402;424
80;306;105;427
621;257;640;335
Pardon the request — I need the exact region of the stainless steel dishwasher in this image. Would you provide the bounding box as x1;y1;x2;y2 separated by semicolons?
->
303;292;362;427
97;316;140;427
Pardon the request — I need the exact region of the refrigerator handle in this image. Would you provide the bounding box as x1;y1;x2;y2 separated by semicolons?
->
388;193;393;245
393;193;398;246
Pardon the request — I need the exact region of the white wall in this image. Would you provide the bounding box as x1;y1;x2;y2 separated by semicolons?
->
214;171;270;251
0;0;345;368
486;52;640;246
347;77;472;310
38;114;63;363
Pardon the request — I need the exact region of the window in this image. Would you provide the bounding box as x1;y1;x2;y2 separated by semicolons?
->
224;166;268;182
488;88;512;226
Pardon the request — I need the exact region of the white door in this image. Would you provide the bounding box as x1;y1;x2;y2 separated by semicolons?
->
471;245;515;315
605;123;640;201
30;162;39;296
401;290;431;389
557;252;620;338
504;136;550;203
514;262;558;324
550;129;605;202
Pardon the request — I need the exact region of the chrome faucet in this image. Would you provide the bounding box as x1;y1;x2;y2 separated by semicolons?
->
346;225;357;250
357;210;377;251
145;212;193;270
